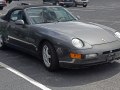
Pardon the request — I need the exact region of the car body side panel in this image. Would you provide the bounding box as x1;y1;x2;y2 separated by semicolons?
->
0;17;37;54
8;23;32;50
0;17;9;38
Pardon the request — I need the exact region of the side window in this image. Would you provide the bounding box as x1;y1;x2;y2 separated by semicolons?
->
10;10;27;23
10;10;21;21
26;8;43;24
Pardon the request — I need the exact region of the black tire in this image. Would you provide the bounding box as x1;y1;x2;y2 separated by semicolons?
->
0;35;6;50
83;3;87;7
56;2;60;6
73;2;77;7
53;3;56;5
0;7;3;10
65;5;70;8
41;41;59;71
59;4;64;6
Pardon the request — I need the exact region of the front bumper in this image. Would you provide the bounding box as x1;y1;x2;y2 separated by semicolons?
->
59;52;120;68
57;40;120;68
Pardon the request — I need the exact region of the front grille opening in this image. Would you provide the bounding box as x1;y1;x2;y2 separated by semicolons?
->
103;48;120;54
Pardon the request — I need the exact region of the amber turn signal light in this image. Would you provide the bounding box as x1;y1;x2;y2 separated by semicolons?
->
70;53;82;59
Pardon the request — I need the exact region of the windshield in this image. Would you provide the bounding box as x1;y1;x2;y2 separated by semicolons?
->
26;7;77;24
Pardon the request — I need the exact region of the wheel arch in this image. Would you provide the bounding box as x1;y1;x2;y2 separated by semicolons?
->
38;39;55;51
37;39;60;71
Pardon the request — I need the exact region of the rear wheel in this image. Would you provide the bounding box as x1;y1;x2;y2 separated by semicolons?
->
42;42;59;71
66;5;70;7
59;4;64;6
0;35;6;50
56;2;60;6
83;3;87;7
73;2;77;7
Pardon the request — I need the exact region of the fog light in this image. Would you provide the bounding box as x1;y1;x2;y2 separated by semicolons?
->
85;54;97;59
70;53;82;59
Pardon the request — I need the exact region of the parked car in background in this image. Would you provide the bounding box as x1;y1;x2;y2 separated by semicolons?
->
43;0;74;7
43;0;57;5
73;0;89;7
0;0;6;10
57;0;74;7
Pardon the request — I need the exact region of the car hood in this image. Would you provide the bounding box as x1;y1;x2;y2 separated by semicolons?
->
36;21;117;45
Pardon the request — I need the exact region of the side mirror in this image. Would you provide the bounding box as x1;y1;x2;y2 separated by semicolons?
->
76;15;80;20
15;20;25;25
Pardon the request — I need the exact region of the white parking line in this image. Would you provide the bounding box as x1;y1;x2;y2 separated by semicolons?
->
0;62;51;90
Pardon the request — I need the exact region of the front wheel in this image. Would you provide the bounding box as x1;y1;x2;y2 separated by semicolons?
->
42;42;59;71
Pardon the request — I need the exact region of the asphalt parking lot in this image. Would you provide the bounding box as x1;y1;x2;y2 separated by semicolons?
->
0;0;120;90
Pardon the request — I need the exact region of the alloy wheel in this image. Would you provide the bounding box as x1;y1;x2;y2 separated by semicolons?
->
42;45;51;67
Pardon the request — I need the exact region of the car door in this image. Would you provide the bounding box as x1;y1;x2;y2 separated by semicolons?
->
7;9;30;50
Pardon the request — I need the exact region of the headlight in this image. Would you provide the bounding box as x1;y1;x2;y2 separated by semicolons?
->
115;32;120;38
72;38;84;48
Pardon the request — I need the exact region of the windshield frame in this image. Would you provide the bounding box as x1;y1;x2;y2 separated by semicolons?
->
25;6;78;24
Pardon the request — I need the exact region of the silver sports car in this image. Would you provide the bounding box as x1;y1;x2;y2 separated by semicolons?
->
0;5;120;71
